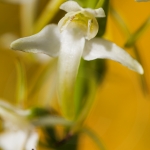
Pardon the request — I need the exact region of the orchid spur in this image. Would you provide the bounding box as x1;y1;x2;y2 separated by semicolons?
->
11;1;143;120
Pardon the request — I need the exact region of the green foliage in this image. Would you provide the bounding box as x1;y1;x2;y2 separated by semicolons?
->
27;107;51;120
15;59;27;106
96;0;109;37
42;128;78;150
74;0;99;8
125;17;150;47
82;127;106;150
74;59;106;118
110;6;148;94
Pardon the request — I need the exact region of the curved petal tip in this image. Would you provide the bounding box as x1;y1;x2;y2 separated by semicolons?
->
134;60;144;74
60;1;81;12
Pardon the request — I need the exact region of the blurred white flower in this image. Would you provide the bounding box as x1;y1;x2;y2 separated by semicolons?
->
10;1;143;119
0;100;38;150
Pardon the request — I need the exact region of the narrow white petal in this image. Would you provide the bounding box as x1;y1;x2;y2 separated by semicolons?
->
58;29;85;120
60;1;82;12
10;24;60;57
83;38;144;74
84;8;105;18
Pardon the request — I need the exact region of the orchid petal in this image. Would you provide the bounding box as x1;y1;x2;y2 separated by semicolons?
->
84;8;105;18
83;38;143;74
58;29;85;120
10;24;60;57
60;1;105;18
60;1;82;12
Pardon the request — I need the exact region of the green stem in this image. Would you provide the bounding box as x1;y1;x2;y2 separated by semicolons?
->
125;17;150;47
82;127;106;150
95;0;105;8
110;5;149;94
71;78;97;134
15;59;27;107
34;0;66;33
20;0;37;36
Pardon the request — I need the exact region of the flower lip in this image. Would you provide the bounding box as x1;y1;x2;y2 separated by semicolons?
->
58;11;99;40
59;1;106;40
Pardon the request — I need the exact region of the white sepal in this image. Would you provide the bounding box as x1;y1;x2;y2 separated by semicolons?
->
60;1;105;18
83;8;105;18
60;1;82;12
83;38;144;74
11;24;60;57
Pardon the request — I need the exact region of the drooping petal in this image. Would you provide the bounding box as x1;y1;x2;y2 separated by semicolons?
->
60;1;82;12
58;28;85;120
83;38;144;74
84;8;105;18
10;24;60;57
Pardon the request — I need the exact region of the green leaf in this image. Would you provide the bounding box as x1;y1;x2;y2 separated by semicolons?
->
56;134;78;150
109;6;130;37
125;17;150;47
28;59;57;99
40;127;78;150
15;59;27;107
34;0;66;33
27;107;51;119
74;0;99;8
74;59;106;120
81;127;106;150
96;0;109;37
110;6;149;94
31;115;72;127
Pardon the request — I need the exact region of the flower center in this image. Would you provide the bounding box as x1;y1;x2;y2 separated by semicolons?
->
58;11;99;40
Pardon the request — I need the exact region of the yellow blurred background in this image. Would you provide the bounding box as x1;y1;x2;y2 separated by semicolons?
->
0;0;150;150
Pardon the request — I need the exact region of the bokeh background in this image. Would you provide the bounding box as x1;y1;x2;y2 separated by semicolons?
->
0;0;150;150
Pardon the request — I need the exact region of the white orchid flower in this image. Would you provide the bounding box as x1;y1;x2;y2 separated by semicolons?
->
0;101;38;150
10;1;143;120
